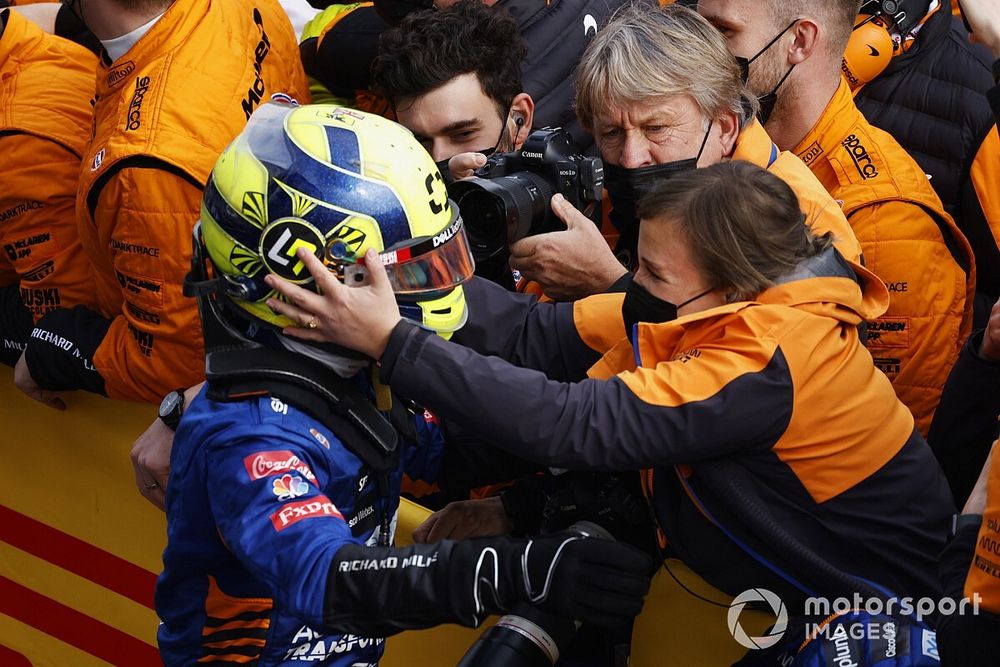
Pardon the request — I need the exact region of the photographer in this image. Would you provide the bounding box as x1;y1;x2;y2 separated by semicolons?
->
268;159;953;609
156;103;652;665
498;4;862;302
301;0;630;154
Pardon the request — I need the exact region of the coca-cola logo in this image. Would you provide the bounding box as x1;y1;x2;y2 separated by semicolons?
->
244;450;317;483
271;497;343;531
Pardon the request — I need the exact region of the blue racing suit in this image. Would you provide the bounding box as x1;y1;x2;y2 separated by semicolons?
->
156;386;402;666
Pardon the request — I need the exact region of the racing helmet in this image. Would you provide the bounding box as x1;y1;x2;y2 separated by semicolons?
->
197;102;473;340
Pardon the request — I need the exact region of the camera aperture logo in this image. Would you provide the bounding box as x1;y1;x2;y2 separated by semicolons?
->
728;588;788;650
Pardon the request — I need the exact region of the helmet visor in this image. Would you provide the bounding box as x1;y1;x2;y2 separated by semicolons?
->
338;206;476;298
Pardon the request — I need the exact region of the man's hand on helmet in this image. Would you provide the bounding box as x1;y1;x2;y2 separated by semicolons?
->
266;248;402;359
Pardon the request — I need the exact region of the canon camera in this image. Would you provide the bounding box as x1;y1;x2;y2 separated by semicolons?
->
448;127;604;261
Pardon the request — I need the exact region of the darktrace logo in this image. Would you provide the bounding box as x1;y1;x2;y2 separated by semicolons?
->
241;8;271;119
106;60;135;89
126;76;151;131
842;134;879;180
0;200;43;225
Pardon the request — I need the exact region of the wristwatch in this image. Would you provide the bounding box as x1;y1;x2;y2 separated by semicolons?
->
158;388;187;431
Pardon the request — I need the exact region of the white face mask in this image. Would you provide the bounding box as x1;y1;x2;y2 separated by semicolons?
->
276;336;370;379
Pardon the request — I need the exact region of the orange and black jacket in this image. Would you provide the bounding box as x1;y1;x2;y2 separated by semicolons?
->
0;10;100;365
795;77;976;436
22;0;309;402
378;249;953;604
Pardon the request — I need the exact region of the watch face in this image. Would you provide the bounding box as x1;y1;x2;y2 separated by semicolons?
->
159;390;182;418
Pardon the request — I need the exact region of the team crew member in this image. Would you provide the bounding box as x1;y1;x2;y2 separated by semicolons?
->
699;0;975;435
371;0;538;291
0;8;100;369
848;0;1000;321
506;5;862;302
157;104;651;665
14;0;309;405
302;0;631;154
269;161;953;608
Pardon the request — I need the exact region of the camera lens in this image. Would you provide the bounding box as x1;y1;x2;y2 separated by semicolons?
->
449;173;555;261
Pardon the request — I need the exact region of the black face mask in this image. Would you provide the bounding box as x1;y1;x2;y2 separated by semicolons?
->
604;121;713;217
735;19;799;124
373;0;434;26
622;280;714;338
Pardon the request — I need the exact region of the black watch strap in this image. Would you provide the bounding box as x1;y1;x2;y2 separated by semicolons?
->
158;388;187;431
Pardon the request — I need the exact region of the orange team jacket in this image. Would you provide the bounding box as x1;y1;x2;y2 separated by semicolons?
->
0;10;100;362
794;77;975;436
518;118;863;300
21;0;309;403
383;250;951;600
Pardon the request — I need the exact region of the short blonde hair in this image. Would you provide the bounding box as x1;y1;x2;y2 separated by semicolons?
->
575;4;757;133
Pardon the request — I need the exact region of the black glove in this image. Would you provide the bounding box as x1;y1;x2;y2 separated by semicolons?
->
323;530;652;637
522;531;653;628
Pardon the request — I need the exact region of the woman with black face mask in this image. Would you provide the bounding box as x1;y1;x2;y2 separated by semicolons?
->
267;160;954;631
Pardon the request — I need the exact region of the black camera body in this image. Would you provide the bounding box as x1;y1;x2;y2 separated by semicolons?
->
448;127;604;262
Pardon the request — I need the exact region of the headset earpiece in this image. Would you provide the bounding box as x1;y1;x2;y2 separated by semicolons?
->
842;14;895;91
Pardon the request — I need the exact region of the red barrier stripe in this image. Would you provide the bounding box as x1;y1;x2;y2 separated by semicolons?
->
0;576;160;664
0;504;157;609
0;642;32;667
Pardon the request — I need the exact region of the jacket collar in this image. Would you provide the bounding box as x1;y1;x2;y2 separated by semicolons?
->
96;0;210;96
731;119;780;168
632;247;888;349
791;77;860;165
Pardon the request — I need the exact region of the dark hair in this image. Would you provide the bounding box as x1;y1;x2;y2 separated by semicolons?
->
370;0;527;118
637;161;833;302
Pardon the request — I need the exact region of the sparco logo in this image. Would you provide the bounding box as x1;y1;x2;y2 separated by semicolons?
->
126;76;151;131
842;134;878;180
244;450;317;483
242;9;271;119
106;60;135;89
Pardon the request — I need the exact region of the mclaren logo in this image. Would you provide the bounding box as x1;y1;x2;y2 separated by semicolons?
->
242;9;272;119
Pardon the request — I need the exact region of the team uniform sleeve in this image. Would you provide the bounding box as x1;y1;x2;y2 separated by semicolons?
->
0;134;98;367
380;321;794;471
451;277;605;380
205;429;354;628
25;166;206;401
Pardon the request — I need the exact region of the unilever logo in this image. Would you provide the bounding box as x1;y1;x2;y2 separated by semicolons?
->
728;588;788;650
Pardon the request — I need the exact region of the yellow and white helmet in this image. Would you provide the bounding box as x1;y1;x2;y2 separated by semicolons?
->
199;102;473;337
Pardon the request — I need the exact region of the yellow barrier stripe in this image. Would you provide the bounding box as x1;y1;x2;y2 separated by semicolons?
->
0;613;113;667
0;541;159;645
